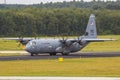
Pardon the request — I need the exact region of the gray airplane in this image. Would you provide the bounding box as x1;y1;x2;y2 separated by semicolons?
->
4;14;115;56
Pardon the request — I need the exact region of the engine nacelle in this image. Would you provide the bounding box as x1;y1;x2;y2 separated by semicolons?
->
65;40;72;46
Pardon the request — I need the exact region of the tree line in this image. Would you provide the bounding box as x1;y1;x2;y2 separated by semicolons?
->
0;8;119;37
0;0;120;10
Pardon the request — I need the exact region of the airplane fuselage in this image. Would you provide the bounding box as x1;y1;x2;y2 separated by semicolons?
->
25;39;87;55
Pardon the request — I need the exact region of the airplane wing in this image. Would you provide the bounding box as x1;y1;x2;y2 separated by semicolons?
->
2;37;34;40
1;37;35;45
61;38;116;45
82;38;116;42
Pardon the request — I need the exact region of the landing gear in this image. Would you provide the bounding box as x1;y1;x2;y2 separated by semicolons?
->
49;53;57;56
30;53;38;56
35;53;38;56
62;53;69;55
31;53;34;56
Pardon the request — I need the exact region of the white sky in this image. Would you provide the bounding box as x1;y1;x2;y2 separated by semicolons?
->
0;0;117;4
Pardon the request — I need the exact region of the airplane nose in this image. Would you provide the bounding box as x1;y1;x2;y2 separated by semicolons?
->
25;46;31;52
25;45;36;53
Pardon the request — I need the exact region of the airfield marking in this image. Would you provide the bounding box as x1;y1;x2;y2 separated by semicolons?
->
0;77;120;80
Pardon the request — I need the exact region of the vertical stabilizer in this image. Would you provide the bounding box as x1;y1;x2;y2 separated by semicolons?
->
85;14;97;38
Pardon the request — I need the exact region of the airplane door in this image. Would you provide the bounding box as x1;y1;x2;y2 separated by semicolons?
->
48;45;54;52
47;43;55;52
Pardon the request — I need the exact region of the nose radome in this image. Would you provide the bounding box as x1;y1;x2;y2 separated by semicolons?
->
25;46;31;52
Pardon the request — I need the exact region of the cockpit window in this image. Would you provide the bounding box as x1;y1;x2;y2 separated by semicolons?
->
27;41;36;46
27;42;31;46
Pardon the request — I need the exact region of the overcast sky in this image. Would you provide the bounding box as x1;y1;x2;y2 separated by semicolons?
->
0;0;117;4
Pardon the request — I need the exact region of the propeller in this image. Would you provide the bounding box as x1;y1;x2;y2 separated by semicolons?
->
60;36;74;48
77;36;84;45
17;37;24;47
61;37;67;44
59;37;68;48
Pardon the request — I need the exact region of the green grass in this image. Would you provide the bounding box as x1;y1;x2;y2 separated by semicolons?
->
0;57;120;76
0;40;22;50
0;53;24;56
82;35;120;52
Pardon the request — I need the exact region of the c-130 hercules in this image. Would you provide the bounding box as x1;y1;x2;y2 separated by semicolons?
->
4;14;115;56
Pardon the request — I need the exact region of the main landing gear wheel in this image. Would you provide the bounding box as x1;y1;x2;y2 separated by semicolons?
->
49;53;57;56
30;53;38;56
62;53;69;56
31;53;34;56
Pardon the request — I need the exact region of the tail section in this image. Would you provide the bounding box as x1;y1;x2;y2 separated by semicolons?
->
85;14;97;38
83;14;116;42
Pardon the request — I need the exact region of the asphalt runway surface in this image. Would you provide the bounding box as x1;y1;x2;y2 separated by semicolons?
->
0;52;120;61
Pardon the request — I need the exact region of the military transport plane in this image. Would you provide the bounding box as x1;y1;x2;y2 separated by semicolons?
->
3;14;115;56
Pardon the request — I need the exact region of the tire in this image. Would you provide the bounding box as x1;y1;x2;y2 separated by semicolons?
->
31;53;34;56
53;53;57;55
49;53;53;56
62;53;69;56
35;53;38;55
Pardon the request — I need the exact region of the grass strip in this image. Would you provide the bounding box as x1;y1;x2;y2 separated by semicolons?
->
0;57;120;76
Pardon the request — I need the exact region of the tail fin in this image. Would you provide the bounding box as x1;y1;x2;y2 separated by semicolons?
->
84;14;97;38
82;14;116;42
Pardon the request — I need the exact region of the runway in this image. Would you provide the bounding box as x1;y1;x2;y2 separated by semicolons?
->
0;52;120;61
